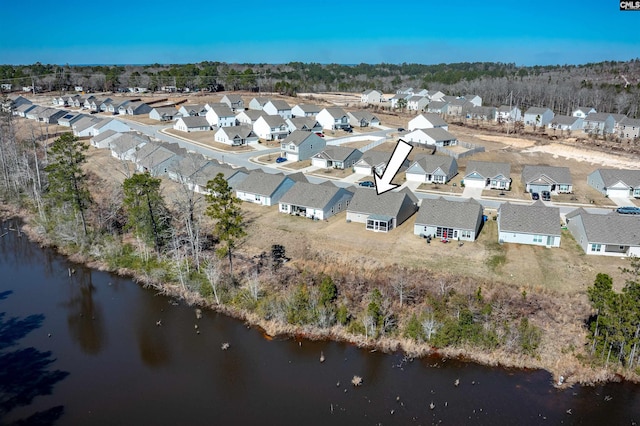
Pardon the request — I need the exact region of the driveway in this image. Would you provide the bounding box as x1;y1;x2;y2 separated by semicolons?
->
462;186;484;199
609;196;637;207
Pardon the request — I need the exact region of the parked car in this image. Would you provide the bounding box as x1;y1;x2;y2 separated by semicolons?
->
358;181;375;187
541;190;551;201
275;157;287;163
531;192;540;200
315;132;324;138
343;127;353;133
397;127;405;132
616;206;640;215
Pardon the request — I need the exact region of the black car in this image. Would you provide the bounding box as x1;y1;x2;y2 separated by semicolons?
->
541;190;551;201
531;192;540;200
358;181;375;188
397;127;405;132
343;127;353;133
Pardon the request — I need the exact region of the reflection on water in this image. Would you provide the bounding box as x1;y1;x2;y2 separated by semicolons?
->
63;267;106;355
135;293;171;367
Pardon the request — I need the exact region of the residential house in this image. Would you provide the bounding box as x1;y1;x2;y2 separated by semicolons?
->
173;116;211;132
57;112;85;127
248;97;270;110
126;102;152;116
311;146;362;169
390;93;411;109
523;107;554;127
445;99;473;117
236;109;265;126
414;197;484;241
25;105;47;120
497;201;561;247
611;113;629;135
548;115;583;132
617;117;640;139
565;208;640;257
280;130;325;161
253;115;289;140
108;100;130;115
72;116;103;137
347;111;380;128
466;106;496;121
286;117;322;133
278;181;353;220
235;170;297;206
316;107;350;130
396;87;414;95
583;112;615;135
291;104;321;117
402;128;458;146
189;163;249;194
13;103;36;117
408;113;448;131
406;96;429;111
587;168;640;198
405;155;458;184
426;101;448;114
166;152;211;184
39;108;68;124
149;106;179;121
352;151;404;176
495;105;522;122
263;100;292;119
572;107;596;119
361;89;383;103
462;94;482;107
521;165;572;194
214;125;259;146
347;187;418;232
178;104;208;117
91;118;131;136
205;104;236;127
463;160;511;190
91;129;121;149
109;132;149;162
134;143;184;176
221;94;245;112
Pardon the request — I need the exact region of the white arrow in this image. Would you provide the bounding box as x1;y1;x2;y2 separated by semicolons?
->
374;139;413;195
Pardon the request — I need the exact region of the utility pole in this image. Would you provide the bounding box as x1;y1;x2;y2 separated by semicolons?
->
507;91;512;135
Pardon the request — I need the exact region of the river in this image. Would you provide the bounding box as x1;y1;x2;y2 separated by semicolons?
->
1;218;640;425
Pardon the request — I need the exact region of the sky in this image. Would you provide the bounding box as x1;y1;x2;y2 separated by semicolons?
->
1;0;639;66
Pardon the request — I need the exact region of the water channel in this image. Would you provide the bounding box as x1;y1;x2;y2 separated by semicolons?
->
1;219;640;425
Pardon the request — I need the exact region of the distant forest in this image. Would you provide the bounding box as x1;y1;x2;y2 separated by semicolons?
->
2;60;640;117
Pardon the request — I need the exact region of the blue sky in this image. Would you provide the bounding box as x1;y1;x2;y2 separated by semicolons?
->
1;0;638;66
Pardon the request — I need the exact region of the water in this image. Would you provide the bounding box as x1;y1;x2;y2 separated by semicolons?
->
1;219;640;425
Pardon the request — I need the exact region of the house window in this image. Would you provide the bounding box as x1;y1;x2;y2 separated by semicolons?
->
255;195;261;201
436;227;454;238
461;230;472;239
558;184;570;192
533;235;543;243
591;244;602;252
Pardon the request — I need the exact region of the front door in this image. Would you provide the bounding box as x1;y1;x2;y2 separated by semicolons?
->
546;236;554;246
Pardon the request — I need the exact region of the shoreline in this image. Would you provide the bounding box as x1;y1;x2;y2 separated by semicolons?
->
0;205;630;388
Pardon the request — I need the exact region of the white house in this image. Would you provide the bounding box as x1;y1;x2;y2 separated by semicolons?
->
291;104;321;117
278;181;353;221
311;146;362;169
414;197;484;241
316;107;350;130
236;110;265;125
566;208;640;257
173;116;211;132
587;168;640;199
347;111;380;128
206;104;237;127
406;96;429;111
249;97;270;110
178;104;208;117
402;128;457;146
522;165;572;194
253;115;289;140
347;188;418;233
617;117;640;139
495;106;522;122
221;94;245;111
361;89;383;103
405;155;458;184
523;107;554;127
214;125;259;146
548;115;583;132
498;201;561;247
262;100;292;119
583;113;615;135
280;130;326;161
91;118;131;136
463;160;511;190
286;117;322;133
572;107;596;119
408;113;448;131
235;171;297;206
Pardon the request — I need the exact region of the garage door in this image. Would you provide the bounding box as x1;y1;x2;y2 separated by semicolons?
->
529;184;550;194
406;172;424;183
607;188;630;198
463;178;485;188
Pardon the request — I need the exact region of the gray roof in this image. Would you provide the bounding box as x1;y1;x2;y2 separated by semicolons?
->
566;209;640;246
192;163;248;188
93;118;126;131
427;101;447;109
168;152;211;178
237;110;265;122
15;103;36;113
610;113;628;123
294;104;321;114
584;112;612;122
524;107;552;115
498;105;517;113
412;113;447;128
222;94;243;103
267;100;291;110
235;170;291;196
287;117;320;130
348;111;379;122
209;104;235;117
136;144;177;169
573;107;595;114
356;150;393;167
73;116;103;132
411;155;456;174
415;197;483;230
347;187;418;218
251;97;270;106
259;114;287;127
180;116;210;128
620;117;640;128
464;160;510;179
592;168;640;188
91;129;119;144
550;115;580;126
218;125;256;138
522;165;572;185
420;127;457;141
498;201;560;236
110;132;149;154
283;130;322;146
322;107;348;118
279;181;353;209
313;146;361;162
180;104;207;114
286;171;308;183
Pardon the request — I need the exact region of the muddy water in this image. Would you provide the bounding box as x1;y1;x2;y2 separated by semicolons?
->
1;219;639;425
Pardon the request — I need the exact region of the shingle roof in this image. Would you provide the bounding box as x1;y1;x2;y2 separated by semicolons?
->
348;111;379;122
567;209;640;246
283;130;321;146
347;187;418;218
525;107;552;115
110;132;149;154
267;100;291;110
209;105;235;116
415;197;483;231
218;125;256;138
356;150;392;167
313;146;361;162
499;201;560;236
237;110;265;122
180;116;210;128
169;153;211;178
411;155;456;174
550;115;580;126
464;160;510;179
620;117;640;128
522;165;572;185
91;129;119;143
294;104;321;114
287;117;319;130
192;163;248;187
323;107;348;118
412;113;447;128
236;170;290;196
417;127;457;141
593;168;640;188
279;181;352;209
584;112;612;122
259;114;287;127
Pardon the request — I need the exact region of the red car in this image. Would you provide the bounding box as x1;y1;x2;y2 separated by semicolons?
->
315;132;324;138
